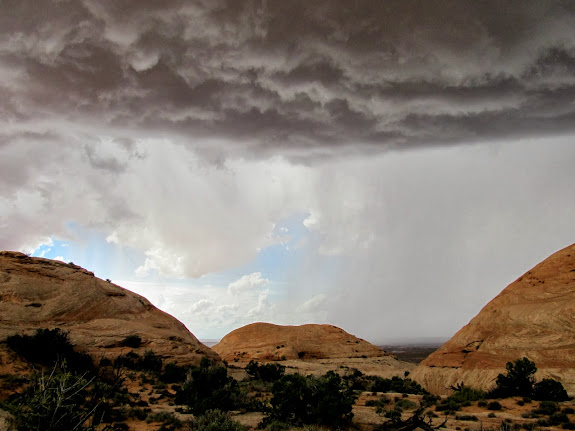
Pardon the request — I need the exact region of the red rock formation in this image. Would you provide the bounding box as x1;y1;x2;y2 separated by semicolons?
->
213;322;386;361
0;251;219;366
411;243;575;395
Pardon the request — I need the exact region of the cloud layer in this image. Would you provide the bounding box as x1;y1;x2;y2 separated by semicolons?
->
2;2;575;342
2;1;575;158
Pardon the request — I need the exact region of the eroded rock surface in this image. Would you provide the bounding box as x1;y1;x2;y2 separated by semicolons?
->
213;322;386;361
0;251;219;366
411;243;575;395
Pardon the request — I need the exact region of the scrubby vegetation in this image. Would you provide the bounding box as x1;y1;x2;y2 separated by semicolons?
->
175;358;242;414
265;371;356;428
489;357;569;401
245;360;285;382
436;384;485;413
6;328;93;373
185;409;247;431
2;332;575;431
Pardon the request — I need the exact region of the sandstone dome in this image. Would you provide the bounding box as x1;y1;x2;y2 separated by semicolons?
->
0;251;219;365
212;322;386;361
411;243;575;395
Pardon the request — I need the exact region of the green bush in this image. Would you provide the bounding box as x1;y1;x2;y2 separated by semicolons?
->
266;371;356;427
449;385;485;404
147;411;182;430
394;399;418;411
548;413;571;426
366;395;391;408
435;398;463;413
368;376;428;395
139;350;162;373
175;358;241;414
436;384;485;412
2;362;125;430
185;409;247;431
491;358;536;398
533;378;569;401
120;335;142;348
161;362;188;383
533;401;559;416
245;360;285;382
113;350;163;373
489;357;569;401
455;415;479;421
487;401;502;411
6;328;93;373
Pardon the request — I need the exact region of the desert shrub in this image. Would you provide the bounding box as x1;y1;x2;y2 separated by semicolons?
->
487;401;503;411
394;399;418;411
488;412;497;418
113;350;162;373
533;378;569;401
114;351;140;370
490;358;537;398
383;408;403;421
421;393;440;407
563;407;575;415
533;400;559;415
262;420;290;431
245;360;285;382
120;335;142;348
2;362;125;431
6;328;93;372
342;368;371;391
436;384;485;412
161;362;188;383
139;350;162;373
436;398;464;413
147;411;182;430
184;409;247;431
563;422;575;430
368;376;428;395
366;395;391;408
175;358;241;414
266;371;356;428
0;374;28;391
548;413;571;426
127;407;148;420
449;385;485;404
456;415;479;421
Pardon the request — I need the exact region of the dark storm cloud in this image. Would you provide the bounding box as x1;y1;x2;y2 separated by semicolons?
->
2;0;575;156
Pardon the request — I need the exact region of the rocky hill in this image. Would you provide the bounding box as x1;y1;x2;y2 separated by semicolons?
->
411;243;575;395
213;322;386;361
0;251;218;366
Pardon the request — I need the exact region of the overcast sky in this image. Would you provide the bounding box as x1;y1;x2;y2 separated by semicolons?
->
1;0;575;344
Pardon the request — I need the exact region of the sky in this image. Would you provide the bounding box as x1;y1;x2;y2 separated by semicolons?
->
1;0;575;344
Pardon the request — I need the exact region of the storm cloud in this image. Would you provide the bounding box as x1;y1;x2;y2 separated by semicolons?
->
2;1;575;157
2;1;575;342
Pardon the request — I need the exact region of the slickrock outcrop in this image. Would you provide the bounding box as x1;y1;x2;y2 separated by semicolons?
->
212;322;386;361
0;251;219;365
411;243;575;395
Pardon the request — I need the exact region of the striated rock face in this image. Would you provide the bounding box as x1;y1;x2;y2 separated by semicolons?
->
213;322;386;361
411;243;575;395
0;251;219;365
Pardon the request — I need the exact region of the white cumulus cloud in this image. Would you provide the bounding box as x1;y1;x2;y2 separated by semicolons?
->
228;272;270;295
